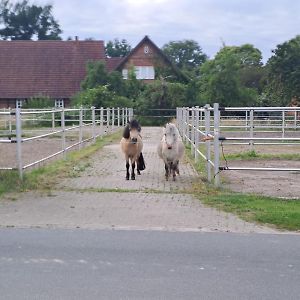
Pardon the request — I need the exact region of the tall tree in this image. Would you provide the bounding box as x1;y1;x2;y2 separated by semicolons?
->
162;40;207;75
105;38;131;57
198;45;264;107
265;35;300;105
0;0;62;40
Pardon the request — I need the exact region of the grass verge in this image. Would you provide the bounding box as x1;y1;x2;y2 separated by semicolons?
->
0;131;121;198
186;144;300;231
225;150;300;161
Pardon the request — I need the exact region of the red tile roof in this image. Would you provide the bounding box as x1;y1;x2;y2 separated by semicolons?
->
0;40;106;99
105;57;124;72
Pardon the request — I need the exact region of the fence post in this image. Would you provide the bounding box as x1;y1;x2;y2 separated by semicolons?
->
107;108;110;132
79;106;83;149
125;108;128;124
112;108;115;131
184;108;188;142
205;104;212;182
213;103;220;187
195;106;200;161
250;109;254;151
92;106;96;142
52;109;55;131
15;107;23;180
61;108;66;158
282;110;285;139
122;108;125;126
191;107;195;156
294;111;297;130
9;107;12;133
245;110;248;131
100;107;104;137
117;107;120;127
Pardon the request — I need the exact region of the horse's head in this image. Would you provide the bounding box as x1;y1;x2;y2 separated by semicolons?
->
164;123;179;149
123;119;141;144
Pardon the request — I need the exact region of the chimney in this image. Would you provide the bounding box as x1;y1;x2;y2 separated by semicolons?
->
75;36;79;41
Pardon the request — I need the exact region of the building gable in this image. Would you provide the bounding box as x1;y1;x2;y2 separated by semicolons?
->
114;36;180;81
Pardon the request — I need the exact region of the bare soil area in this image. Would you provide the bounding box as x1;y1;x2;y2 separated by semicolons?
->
220;133;300;198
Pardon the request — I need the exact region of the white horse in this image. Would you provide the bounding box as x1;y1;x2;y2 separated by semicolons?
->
157;123;184;181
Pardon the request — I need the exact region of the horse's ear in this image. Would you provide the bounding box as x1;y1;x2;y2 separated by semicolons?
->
123;125;130;139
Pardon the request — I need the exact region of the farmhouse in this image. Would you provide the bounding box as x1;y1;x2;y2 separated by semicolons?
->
0;36;177;109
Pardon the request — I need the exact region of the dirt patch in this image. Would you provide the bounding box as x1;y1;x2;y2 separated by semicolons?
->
221;160;300;198
215;129;300;198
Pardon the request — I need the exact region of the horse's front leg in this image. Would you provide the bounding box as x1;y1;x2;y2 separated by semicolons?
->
126;159;130;180
165;163;170;180
131;161;136;180
170;162;177;181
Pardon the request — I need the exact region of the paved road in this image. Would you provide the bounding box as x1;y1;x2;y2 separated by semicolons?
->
0;127;279;233
0;228;300;300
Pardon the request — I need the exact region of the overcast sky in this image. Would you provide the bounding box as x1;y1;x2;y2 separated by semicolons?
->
24;0;300;62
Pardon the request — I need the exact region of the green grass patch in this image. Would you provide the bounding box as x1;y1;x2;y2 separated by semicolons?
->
201;191;300;231
226;150;300;161
0;130;122;198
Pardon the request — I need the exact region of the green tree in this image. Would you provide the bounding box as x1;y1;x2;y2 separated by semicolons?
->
105;38;131;57
265;35;300;105
162;40;207;75
136;79;186;125
73;85;131;108
198;45;264;107
0;0;62;40
81;61;109;90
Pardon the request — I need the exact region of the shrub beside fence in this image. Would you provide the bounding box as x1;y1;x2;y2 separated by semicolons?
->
177;104;300;187
0;107;133;179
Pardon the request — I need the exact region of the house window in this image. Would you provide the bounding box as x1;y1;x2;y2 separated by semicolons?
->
55;99;64;108
16;99;23;108
122;69;128;79
144;45;149;54
134;66;155;80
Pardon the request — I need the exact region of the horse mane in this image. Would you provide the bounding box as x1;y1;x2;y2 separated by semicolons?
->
123;125;130;139
129;119;141;131
123;119;141;139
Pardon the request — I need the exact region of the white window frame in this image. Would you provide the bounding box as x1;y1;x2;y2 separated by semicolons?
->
55;99;64;108
122;69;128;79
16;99;24;108
134;66;155;80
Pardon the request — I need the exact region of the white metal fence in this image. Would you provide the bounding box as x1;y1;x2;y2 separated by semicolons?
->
177;104;300;187
0;107;133;179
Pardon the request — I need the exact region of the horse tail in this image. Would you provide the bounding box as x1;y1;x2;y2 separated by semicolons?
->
138;152;146;171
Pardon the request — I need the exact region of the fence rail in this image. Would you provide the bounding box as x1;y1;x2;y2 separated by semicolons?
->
177;104;300;187
0;107;133;179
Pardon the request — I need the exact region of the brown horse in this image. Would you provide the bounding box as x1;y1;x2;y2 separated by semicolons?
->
120;119;145;180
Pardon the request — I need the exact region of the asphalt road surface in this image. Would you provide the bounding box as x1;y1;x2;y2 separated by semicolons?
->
0;228;299;300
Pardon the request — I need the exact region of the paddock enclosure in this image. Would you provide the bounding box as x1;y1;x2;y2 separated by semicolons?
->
1;104;299;198
177;104;300;198
0;107;133;178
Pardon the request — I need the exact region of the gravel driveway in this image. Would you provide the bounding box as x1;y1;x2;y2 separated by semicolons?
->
0;127;282;233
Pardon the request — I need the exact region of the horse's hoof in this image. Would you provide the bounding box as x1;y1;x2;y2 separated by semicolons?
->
131;175;135;180
126;175;130;180
137;170;141;175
